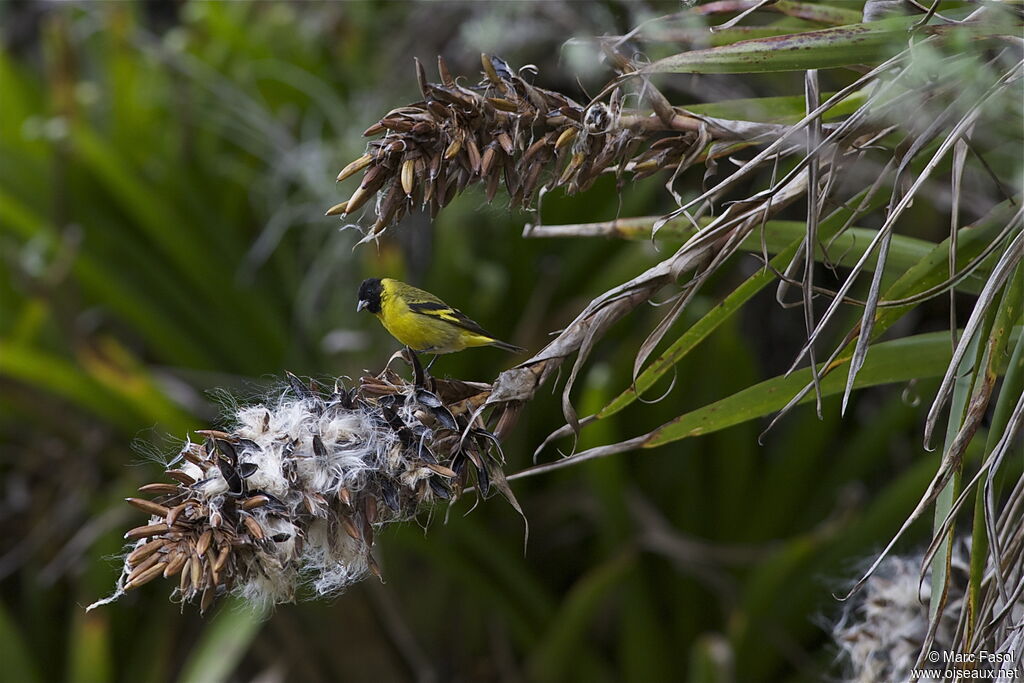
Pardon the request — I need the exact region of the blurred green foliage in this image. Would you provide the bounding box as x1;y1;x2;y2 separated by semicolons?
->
0;2;1009;681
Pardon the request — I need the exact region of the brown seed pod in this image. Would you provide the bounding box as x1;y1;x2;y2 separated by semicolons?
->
138;483;180;495
241;495;270;510
465;137;482;174
162;550;188;579
196;529;213;557
189;555;203;591
126;561;167;590
242;516;265;541
325;201;348;217
165;470;195;486
401;159;415;196
555;127;577;150
126;539;167;567
124;523;169;541
337;154;374;182
125;497;170;517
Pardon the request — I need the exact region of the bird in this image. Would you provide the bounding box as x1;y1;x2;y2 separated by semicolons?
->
356;277;524;355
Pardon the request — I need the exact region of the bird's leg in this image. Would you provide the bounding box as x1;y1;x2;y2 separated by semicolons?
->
405;346;428;387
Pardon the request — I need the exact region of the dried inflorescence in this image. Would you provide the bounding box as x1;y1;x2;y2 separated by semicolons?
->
833;547;1024;682
90;367;520;614
329;53;706;241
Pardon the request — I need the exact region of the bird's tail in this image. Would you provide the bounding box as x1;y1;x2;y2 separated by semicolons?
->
490;339;526;353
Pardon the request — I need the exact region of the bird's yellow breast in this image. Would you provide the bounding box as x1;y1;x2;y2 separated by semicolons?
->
375;299;465;353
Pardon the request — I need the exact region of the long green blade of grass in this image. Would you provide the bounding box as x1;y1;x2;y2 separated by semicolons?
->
643;14;1005;74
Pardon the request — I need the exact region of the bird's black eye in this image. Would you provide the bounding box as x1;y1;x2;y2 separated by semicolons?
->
357;278;383;313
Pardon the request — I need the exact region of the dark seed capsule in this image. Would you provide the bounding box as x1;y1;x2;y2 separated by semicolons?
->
429;477;452;500
312;434;327;458
237;462;258;478
286;371;312;399
271;533;291;543
475;462;491;497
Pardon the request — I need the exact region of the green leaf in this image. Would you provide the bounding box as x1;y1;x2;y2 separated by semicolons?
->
645;330;958;447
643;16;1002;74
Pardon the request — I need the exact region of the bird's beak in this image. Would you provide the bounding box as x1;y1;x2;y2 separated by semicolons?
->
356;300;368;313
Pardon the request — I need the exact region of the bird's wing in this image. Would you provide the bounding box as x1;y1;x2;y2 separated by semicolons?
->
406;301;495;339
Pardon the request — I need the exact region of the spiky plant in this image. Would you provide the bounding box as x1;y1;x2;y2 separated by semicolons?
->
331;1;1024;673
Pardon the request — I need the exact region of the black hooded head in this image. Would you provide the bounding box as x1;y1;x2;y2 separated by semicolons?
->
357;278;383;314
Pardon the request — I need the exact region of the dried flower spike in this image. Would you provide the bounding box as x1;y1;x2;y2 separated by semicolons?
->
89;366;521;614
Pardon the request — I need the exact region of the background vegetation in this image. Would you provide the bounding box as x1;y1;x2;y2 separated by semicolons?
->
1;2;1020;682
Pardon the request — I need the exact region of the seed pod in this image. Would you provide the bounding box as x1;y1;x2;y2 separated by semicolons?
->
558;152;585;185
125;498;169;517
480;145;498;177
124;523;169;541
488;97;518;113
401;159;415;196
138;483;180;495
189;554;203;591
341;516;361;542
126;539;166;567
126;562;167;590
379;117;413;132
196;529;213;557
242;516;265;541
555;127;577;150
241;495;270;510
414;57;428;99
213;545;230;574
324;201;348;217
343;184;372;216
465;137;481;174
165;502;188;527
166;470;196;486
163;550;188;579
362;122;385;137
443;137;462;161
426;463;458;478
179;556;192;595
127;551;163;580
524;133;553;161
496;131;515;155
437;55;454;86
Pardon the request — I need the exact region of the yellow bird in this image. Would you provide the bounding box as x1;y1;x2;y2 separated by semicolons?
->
356;278;524;355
